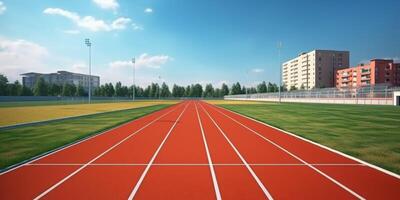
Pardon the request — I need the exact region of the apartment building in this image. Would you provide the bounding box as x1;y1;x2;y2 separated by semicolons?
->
21;71;100;92
282;50;349;90
336;59;400;88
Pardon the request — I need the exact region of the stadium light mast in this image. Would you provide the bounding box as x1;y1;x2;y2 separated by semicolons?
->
278;41;282;103
132;57;136;101
158;75;162;99
85;38;92;104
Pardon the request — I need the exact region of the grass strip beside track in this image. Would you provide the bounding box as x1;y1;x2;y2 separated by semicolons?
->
209;100;400;174
0;100;178;127
0;104;171;170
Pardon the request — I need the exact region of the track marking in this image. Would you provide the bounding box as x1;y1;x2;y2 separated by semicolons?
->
27;163;366;166
195;103;222;200
199;103;274;200
204;102;366;200
33;103;184;200
214;103;400;180
0;103;182;176
127;102;190;200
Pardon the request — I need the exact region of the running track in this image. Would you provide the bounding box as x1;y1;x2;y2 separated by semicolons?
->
0;100;399;199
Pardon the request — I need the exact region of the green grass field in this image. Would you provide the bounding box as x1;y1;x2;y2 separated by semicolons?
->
0;100;178;127
211;101;400;174
0;104;171;170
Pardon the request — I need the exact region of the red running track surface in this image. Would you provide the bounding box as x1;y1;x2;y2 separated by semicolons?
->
0;100;399;200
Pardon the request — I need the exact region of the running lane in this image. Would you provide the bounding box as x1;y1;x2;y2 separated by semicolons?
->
201;101;400;199
131;101;217;200
196;102;270;199
0;102;184;200
199;102;358;199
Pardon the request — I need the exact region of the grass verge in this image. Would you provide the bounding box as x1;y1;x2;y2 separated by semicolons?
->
212;101;400;174
0;104;171;170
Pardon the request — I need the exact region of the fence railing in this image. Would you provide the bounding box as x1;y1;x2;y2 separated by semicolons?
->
224;85;399;105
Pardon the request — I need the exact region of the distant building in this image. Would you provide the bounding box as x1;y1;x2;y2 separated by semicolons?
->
336;59;400;88
20;71;100;92
282;50;349;90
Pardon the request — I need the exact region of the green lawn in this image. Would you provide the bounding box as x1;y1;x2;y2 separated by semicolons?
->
0;104;170;170
219;102;400;174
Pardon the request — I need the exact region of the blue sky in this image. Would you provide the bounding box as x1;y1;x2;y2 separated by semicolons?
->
0;0;399;87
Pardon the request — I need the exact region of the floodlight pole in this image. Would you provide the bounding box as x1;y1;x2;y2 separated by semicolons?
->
278;41;282;103
85;38;92;104
158;76;162;100
132;58;136;101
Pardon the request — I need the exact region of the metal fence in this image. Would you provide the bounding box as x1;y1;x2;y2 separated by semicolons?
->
225;85;399;105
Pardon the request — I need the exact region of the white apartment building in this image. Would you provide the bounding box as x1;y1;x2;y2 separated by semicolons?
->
282;50;349;90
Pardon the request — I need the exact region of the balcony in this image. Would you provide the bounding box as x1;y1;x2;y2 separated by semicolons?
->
361;69;370;74
342;79;350;82
361;76;370;81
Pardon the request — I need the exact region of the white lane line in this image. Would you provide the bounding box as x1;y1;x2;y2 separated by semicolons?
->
33;103;183;200
195;103;222;200
26;163;366;166
215;103;400;180
206;103;366;200
0;102;182;176
127;102;190;200
199;103;274;200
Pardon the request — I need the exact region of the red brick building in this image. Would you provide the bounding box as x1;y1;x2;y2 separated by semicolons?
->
336;59;400;88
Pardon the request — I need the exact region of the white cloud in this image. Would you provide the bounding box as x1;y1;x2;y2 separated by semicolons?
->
111;17;131;30
92;0;119;11
43;8;79;21
109;53;173;70
251;68;264;73
109;60;132;69
136;53;172;69
144;8;153;13
43;8;133;32
0;1;6;14
0;37;49;81
63;29;80;34
132;23;143;31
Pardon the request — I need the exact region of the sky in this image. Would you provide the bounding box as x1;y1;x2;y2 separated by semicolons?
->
0;0;399;87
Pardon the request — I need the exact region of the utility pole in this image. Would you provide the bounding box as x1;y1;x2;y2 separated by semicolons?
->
132;57;135;101
278;41;282;103
85;38;92;104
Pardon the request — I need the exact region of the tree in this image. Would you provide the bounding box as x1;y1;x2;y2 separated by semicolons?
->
149;83;159;98
62;83;75;96
230;82;242;95
143;85;151;97
33;77;48;96
160;82;171;97
115;82;123;96
257;81;267;93
104;83;115;97
290;85;297;91
190;84;203;97
300;84;305;90
184;85;191;97
271;83;279;92
203;84;214;97
48;83;62;96
76;84;85;96
0;74;8;95
8;81;23;96
21;86;33;96
221;83;229;96
214;88;221;97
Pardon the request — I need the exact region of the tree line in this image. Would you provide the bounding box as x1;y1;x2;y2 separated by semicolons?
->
0;74;286;98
